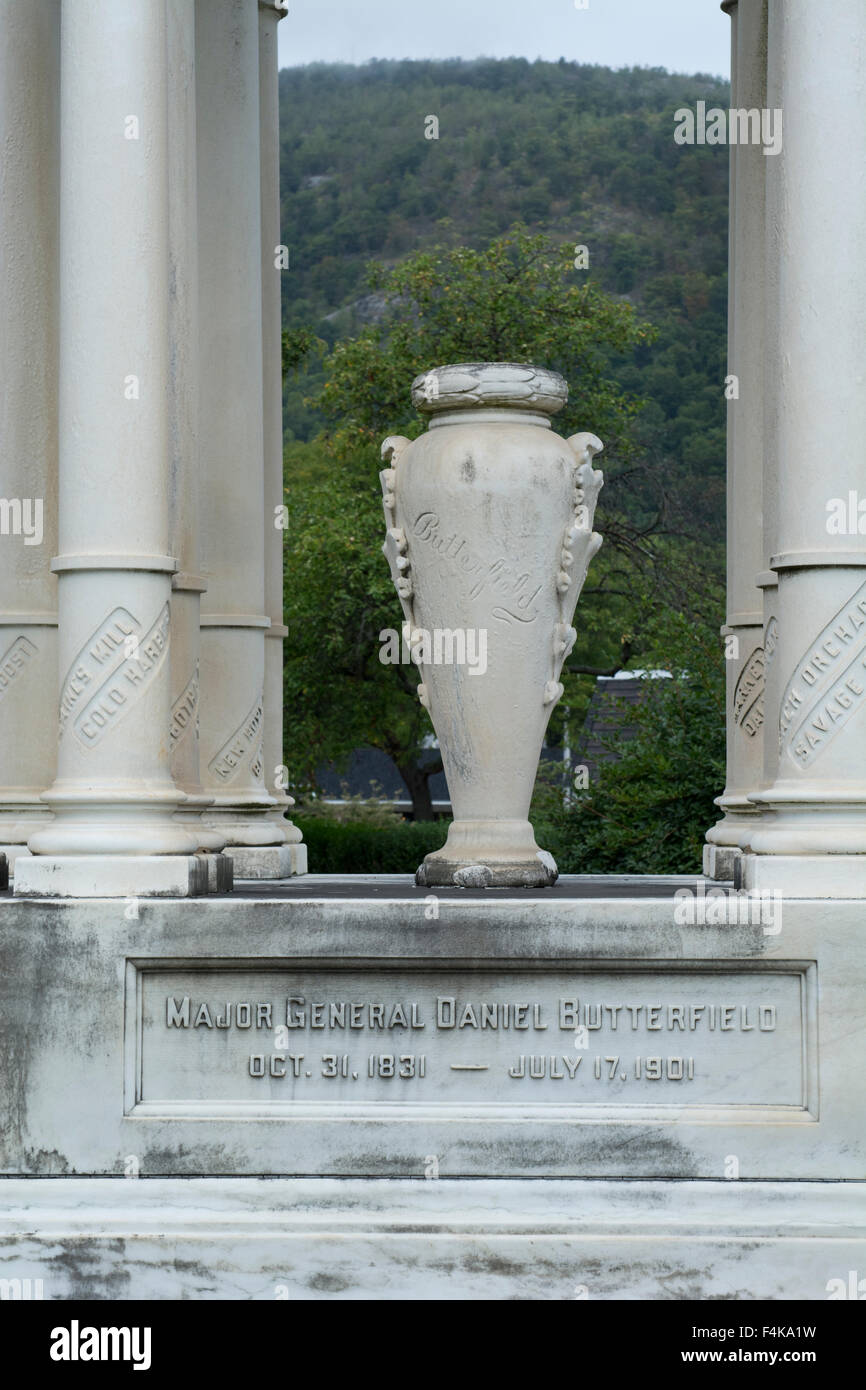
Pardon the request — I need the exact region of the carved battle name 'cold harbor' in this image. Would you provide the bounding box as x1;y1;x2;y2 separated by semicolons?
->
380;363;604;888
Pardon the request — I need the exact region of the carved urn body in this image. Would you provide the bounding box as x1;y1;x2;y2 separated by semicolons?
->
380;363;604;888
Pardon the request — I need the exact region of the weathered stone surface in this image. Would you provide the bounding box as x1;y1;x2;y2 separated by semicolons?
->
199;852;233;894
702;843;739;881
1;878;863;1181
225;843;306;879
13;855;208;899
0;1176;862;1301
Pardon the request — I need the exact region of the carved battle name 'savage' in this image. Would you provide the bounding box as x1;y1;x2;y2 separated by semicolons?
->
780;579;866;766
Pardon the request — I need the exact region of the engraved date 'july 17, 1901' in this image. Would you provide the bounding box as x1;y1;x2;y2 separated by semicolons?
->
163;991;782;1088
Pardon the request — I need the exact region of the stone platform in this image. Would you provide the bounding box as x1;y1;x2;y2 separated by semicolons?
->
2;1177;863;1301
1;874;864;1299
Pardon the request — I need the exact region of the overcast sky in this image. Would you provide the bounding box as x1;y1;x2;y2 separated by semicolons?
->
277;0;730;78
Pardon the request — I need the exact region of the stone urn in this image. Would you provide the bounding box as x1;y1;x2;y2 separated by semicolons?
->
379;362;604;887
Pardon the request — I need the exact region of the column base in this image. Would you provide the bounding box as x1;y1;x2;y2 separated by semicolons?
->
0;844;31;879
417;854;558;889
737;853;866;897
416;818;557;888
195;852;234;894
702;842;740;880
263;808;305;847
174;810;227;854
14;855;209;899
703;800;763;881
224;843;307;879
0;809;54;845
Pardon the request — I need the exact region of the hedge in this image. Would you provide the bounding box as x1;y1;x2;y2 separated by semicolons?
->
293;816;448;874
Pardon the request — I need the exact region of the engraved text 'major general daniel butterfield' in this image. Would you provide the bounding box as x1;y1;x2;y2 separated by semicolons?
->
166;995;779;1033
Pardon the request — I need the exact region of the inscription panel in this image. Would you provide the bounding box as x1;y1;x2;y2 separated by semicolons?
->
780;579;866;766
0;634;38;701
128;963;810;1118
59;605;169;746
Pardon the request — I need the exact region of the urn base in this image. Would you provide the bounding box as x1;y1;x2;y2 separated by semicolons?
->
416;818;558;889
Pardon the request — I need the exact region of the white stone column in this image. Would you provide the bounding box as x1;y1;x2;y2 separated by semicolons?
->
259;0;307;875
752;0;783;827
166;0;232;891
0;0;60;877
704;0;768;879
741;0;866;896
196;0;288;875
17;0;206;897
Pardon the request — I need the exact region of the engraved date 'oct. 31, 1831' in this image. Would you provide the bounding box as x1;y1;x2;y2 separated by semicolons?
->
148;978;796;1107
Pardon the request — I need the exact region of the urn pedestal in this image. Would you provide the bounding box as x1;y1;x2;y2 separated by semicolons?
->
379;363;603;888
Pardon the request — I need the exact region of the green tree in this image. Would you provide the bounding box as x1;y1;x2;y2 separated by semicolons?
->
537;598;726;873
284;227;657;818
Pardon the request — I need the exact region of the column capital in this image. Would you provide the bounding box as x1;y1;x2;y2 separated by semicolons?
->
720;1;737;14
258;1;289;16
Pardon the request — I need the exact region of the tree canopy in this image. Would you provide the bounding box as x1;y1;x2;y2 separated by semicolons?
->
279;58;728;838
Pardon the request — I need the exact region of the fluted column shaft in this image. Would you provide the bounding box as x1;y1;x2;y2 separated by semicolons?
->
0;0;60;869
742;0;866;895
258;0;306;871
196;0;283;856
19;0;203;895
167;0;225;858
704;0;769;879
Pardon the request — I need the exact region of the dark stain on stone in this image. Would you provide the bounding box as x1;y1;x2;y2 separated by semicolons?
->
309;1271;351;1293
49;1239;133;1301
22;1148;72;1176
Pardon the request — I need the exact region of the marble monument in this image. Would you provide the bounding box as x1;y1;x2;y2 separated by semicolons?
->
0;0;864;1303
380;363;603;888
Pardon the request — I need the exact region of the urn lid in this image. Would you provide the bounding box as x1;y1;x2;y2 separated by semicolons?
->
411;362;568;416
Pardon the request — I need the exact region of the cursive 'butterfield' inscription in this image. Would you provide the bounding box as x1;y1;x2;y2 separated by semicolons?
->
411;512;543;621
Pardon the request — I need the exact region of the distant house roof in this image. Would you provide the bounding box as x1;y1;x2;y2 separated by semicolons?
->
577;671;670;779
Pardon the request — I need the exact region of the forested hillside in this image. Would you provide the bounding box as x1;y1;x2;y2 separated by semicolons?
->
278;57;730;532
278;58;731;849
